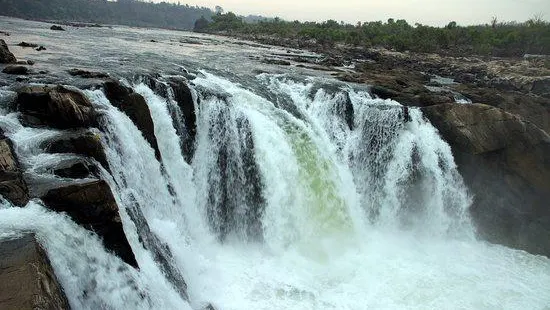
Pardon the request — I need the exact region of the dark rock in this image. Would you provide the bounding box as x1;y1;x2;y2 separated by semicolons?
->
0;131;29;206
531;78;550;98
0;39;16;64
0;235;70;309
67;68;109;79
44;132;110;171
0;31;9;36
53;159;100;179
42;180;138;267
166;76;196;161
17;85;95;129
16;60;34;65
2;65;28;75
50;25;65;31
370;85;400;100
35;46;46;51
423;103;550;257
261;58;291;66
15;77;28;82
103;79;161;160
17;42;38;48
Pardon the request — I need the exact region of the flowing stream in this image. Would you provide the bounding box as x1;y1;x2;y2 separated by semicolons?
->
0;72;549;310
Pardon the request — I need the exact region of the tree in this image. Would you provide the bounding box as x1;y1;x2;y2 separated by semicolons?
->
194;16;209;32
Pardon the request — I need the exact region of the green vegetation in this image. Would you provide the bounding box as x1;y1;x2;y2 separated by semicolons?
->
0;0;213;30
201;13;550;57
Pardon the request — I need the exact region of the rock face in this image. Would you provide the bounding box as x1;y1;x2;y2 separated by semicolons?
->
0;234;70;310
42;180;138;267
423;103;550;257
0;39;16;64
103;79;161;160
17;85;96;129
0;130;29;206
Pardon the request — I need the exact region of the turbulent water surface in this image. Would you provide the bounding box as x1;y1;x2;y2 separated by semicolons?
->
0;17;549;310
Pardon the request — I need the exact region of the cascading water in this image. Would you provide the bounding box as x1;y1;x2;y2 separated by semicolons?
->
0;71;549;310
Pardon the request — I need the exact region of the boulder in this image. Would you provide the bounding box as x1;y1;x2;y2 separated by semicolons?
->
0;234;70;310
36;46;46;51
17;42;38;48
2;65;28;75
423;103;550;257
103;79;161;160
0;132;29;206
44;132;109;171
42;180;138;267
17;85;95;129
67;68;109;79
0;39;16;64
50;25;65;31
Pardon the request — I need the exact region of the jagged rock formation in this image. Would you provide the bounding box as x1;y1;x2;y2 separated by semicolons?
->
0;39;16;64
0;234;70;310
42;180;138;267
423;103;550;256
103;79;162;160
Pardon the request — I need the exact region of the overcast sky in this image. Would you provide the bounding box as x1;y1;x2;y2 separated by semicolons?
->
155;0;550;26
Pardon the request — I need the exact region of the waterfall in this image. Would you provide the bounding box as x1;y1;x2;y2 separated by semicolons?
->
0;71;549;310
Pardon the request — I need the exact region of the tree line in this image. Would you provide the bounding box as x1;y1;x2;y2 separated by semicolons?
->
0;0;213;30
196;12;550;57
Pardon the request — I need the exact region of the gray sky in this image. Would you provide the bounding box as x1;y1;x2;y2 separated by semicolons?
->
155;0;550;26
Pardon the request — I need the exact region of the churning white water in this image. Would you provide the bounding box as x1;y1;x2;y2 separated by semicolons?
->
0;71;549;310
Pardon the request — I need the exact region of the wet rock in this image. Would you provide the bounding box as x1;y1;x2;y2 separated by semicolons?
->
370;85;400;100
103;79;161;160
16;60;34;65
0;130;29;206
53;159;100;179
42;180;138;267
423;103;550;257
67;68;109;79
2;65;28;75
17;85;95;129
166;76;196;160
44;132;110;171
35;46;46;51
17;41;38;48
0;31;9;36
50;25;65;31
0;39;16;64
0;234;70;310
